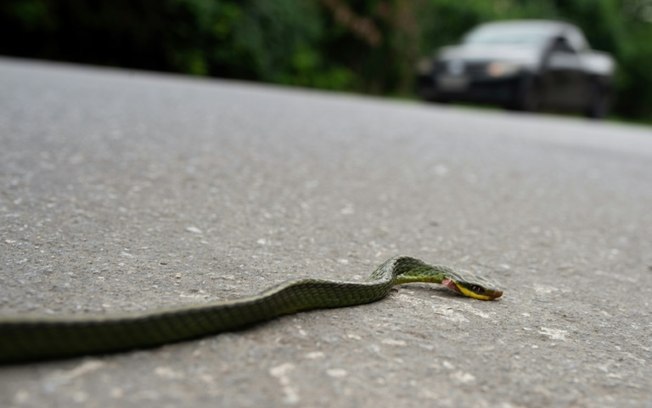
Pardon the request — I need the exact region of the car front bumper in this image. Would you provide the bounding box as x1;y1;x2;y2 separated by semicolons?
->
418;71;525;105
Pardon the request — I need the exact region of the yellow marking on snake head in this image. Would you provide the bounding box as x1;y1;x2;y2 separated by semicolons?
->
448;279;503;301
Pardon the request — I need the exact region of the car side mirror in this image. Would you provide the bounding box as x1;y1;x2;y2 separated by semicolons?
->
552;36;574;53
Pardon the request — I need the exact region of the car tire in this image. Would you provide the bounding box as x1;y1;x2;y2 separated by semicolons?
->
417;85;450;104
417;85;435;102
507;76;542;112
432;95;451;104
585;81;610;119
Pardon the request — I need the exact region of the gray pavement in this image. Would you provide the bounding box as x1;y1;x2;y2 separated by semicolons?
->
0;57;651;407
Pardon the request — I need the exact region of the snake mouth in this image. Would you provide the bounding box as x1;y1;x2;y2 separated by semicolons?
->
441;278;462;294
442;278;503;300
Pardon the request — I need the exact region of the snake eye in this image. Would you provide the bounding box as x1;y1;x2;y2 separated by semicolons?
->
469;285;484;294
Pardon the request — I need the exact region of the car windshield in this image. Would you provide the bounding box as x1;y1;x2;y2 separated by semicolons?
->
464;25;554;46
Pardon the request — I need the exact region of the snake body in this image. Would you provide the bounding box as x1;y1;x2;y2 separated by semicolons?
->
0;256;502;364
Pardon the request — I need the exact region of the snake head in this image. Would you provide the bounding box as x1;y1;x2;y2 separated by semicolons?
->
442;272;503;301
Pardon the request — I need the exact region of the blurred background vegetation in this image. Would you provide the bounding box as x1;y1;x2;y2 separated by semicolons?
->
1;0;651;121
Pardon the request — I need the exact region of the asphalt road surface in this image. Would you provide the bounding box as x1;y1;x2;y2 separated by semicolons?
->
1;58;651;408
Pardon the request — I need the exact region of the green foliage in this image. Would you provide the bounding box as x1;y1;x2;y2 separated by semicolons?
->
0;0;650;120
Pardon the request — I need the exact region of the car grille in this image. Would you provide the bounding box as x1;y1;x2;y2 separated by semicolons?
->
464;62;488;77
436;61;488;78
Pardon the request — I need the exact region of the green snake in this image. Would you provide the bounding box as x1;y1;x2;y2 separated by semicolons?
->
0;256;502;364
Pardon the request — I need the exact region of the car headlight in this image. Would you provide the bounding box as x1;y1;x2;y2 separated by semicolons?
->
486;61;522;77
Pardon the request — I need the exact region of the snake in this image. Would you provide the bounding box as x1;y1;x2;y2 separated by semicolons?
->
0;256;502;364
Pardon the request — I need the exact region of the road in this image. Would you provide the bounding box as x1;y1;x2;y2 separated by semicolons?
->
1;58;651;407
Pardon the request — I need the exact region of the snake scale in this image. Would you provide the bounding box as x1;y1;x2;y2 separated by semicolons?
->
0;256;502;364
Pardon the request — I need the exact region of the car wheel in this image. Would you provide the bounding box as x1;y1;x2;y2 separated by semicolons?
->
417;86;450;104
585;82;610;119
417;85;435;102
432;94;451;104
507;76;542;112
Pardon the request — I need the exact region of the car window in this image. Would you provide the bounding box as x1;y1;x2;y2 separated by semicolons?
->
464;25;554;46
